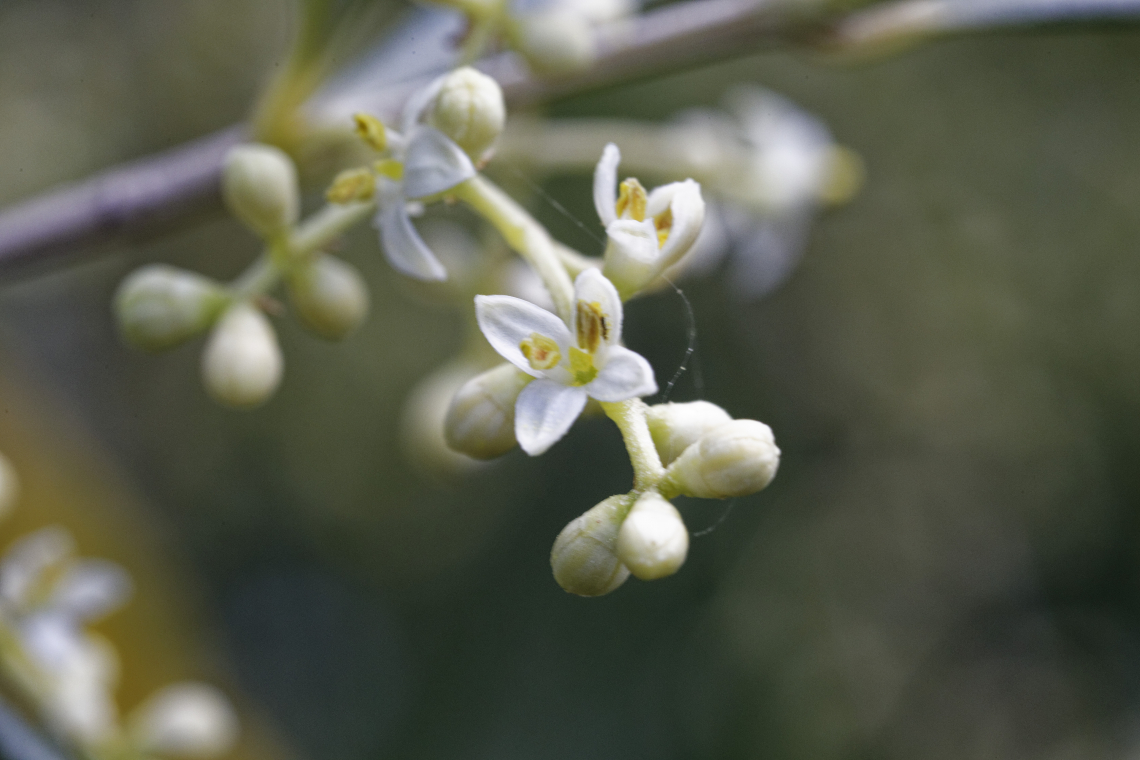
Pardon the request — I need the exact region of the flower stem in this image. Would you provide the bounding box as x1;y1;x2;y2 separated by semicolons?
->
600;399;665;493
228;199;376;301
453;175;575;323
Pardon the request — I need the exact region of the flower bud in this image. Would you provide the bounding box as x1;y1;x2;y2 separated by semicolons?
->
129;683;238;759
221;144;299;239
443;362;532;459
615;492;688;580
664;419;780;499
0;452;18;520
646;400;733;466
201;304;282;408
287;255;369;341
402;363;487;477
427;67;505;162
114;265;228;352
551;495;632;596
510;10;595;75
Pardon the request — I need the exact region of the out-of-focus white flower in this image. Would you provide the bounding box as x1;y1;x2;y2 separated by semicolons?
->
129;683;239;759
476;269;656;455
0;528;129;747
670;88;859;299
594;143;705;299
1;527;75;613
508;0;637;73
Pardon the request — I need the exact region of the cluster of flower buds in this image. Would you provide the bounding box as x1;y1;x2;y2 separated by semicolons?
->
115;140;370;408
0;465;238;758
550;401;779;596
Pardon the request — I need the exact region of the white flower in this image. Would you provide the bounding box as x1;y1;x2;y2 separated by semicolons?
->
508;0;637;73
130;683;239;758
475;269;656;455
372;78;480;282
594;143;705;298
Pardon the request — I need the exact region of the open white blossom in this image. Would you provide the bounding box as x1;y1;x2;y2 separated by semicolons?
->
371;76;479;281
594;143;705;298
475;269;656;455
671;88;853;299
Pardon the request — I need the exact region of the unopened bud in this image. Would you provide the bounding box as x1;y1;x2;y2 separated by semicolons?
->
114;265;228;352
222;144;299;239
646;400;733;466
443;362;531;459
129;683;238;759
615;491;688;580
201;304;282;408
0;452;17;520
428;67;505;162
664;419;780;499
510;10;595;75
287;255;369;341
551;495;632;596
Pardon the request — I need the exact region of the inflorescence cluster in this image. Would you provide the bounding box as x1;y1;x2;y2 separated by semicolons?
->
112;4;857;595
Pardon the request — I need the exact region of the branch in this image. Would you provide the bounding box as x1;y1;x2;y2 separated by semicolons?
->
820;0;1140;52
0;127;245;273
1;0;1140;274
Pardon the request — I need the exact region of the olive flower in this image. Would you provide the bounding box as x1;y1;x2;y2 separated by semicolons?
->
594;143;705;298
475;269;656;455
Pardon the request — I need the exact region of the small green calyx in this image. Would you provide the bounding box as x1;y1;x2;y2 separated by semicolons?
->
569;347;598;386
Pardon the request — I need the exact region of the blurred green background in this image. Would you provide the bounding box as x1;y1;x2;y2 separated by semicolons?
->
3;1;1140;758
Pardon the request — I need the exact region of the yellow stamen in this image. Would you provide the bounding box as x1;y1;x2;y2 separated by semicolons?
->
569;347;598;386
653;206;673;247
520;333;561;371
576;300;608;353
373;159;404;180
615;178;647;222
353;113;387;151
325;168;376;204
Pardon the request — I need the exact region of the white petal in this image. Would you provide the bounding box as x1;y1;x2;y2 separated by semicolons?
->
656;179;705;270
49;560;132;623
593;143;620;227
586;345;657;402
400;74;447;136
375;204;448;281
515;380;588;455
402;127;476;199
572;269;623;349
475;295;573;374
131;683;239;759
602;218;659;297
